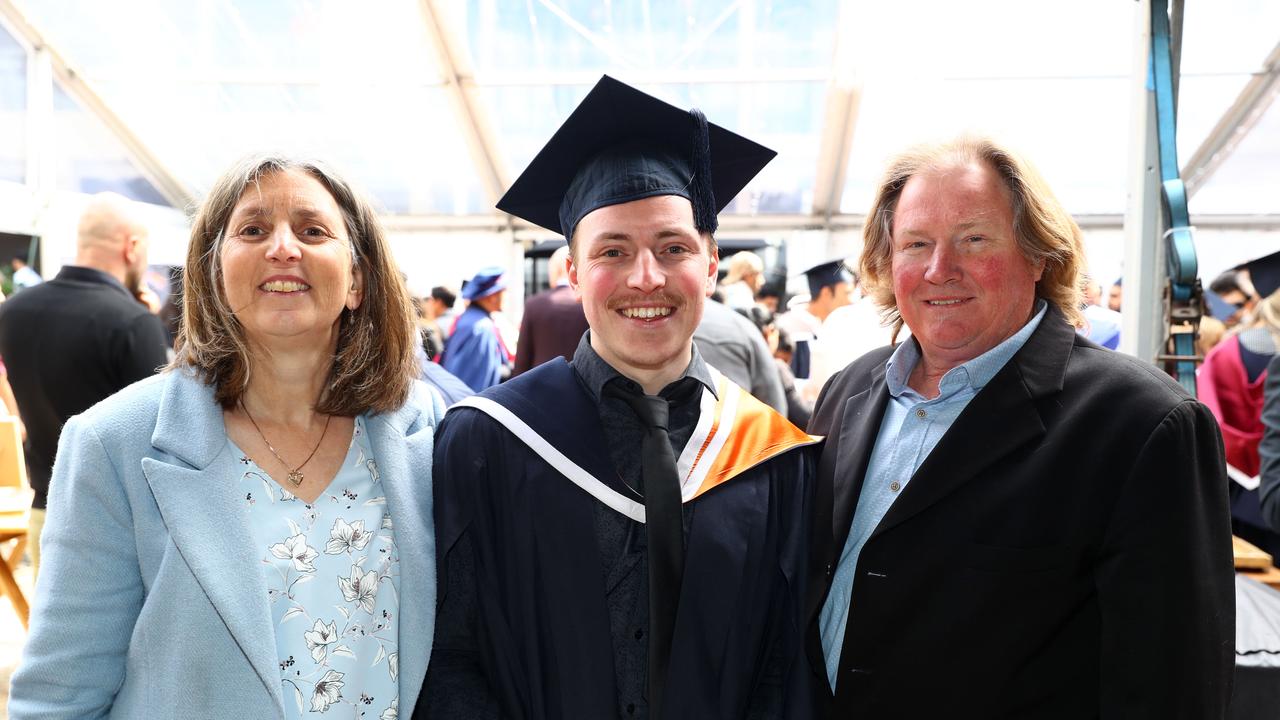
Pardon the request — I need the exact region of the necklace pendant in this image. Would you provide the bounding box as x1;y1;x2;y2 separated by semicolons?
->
287;470;304;487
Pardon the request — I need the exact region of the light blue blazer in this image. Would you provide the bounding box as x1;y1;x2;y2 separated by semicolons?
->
9;368;444;719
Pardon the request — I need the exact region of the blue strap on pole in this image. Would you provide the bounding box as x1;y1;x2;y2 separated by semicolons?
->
1149;0;1201;395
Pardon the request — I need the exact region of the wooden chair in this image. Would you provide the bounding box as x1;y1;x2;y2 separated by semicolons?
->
0;415;31;628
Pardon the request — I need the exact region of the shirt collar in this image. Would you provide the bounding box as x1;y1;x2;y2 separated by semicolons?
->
54;264;134;300
884;299;1048;400
571;331;718;402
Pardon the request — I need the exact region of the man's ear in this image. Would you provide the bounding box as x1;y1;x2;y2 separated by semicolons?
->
704;237;719;298
568;251;583;301
123;234;141;266
1031;257;1047;283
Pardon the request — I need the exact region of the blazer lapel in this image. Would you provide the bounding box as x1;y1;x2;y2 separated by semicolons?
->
363;390;435;719
870;311;1074;540
142;371;284;714
830;368;891;554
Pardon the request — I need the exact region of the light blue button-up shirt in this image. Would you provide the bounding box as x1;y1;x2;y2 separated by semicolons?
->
819;301;1048;689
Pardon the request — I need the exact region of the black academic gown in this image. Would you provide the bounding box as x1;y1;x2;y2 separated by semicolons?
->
419;360;818;720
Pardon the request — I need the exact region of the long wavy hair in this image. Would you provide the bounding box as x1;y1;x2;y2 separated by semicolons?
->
860;135;1085;331
173;155;418;415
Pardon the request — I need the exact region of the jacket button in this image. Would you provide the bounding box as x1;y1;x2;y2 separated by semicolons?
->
825;563;834;577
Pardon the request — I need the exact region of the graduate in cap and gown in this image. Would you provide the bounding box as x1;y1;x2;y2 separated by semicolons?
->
440;266;512;392
777;260;855;402
418;76;821;719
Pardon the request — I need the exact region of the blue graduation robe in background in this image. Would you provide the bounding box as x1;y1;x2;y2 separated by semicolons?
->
441;305;508;392
419;360;820;719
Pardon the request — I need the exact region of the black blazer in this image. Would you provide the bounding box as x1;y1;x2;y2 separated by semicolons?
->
0;265;168;506
807;306;1234;718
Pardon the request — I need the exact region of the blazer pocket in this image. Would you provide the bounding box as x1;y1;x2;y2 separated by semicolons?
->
963;542;1074;574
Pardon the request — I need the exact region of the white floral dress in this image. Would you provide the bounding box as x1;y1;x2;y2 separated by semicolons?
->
234;416;400;719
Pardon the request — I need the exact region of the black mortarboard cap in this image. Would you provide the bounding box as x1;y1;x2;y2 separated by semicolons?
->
799;259;853;298
1241;249;1280;298
496;75;776;241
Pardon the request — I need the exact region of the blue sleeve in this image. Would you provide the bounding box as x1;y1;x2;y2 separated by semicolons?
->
9;416;144;719
442;321;503;392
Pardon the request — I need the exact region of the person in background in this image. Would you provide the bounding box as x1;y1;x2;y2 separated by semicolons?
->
417;285;458;361
1107;277;1123;312
9;156;443;719
408;281;474;406
808;136;1232;717
440;267;512;392
1209;267;1259;329
417;357;473;407
0;291;25;442
1199;254;1280;558
756;282;782;313
1078;274;1122;349
742;306;811;428
0;357;24;441
718;250;765;311
1199;316;1226;358
0;193;169;581
775;326;796;366
428;286;458;329
422;75;819;719
808;271;898;401
776;260;854;399
695;296;787;413
1261;353;1280;534
415;298;446;362
513;245;590;376
9;250;42;292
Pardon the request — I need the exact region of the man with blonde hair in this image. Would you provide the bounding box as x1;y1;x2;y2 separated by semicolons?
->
807;136;1233;717
0;192;168;578
718;249;764;310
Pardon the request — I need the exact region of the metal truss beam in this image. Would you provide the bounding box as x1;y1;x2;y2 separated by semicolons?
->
1183;37;1280;196
472;68;832;86
418;0;510;207
380;211;1280;235
810;84;860;222
810;2;861;222
0;0;195;209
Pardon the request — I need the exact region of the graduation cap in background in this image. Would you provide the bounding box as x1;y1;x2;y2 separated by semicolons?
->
496;75;777;242
1240;249;1280;299
798;259;854;299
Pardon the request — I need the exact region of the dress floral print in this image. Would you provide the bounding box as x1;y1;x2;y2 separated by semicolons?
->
236;416;400;719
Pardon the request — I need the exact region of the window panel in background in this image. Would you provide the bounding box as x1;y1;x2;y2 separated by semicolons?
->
0;22;25;184
24;0;486;214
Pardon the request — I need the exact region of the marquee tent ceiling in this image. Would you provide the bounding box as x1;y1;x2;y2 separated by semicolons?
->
1;0;1277;224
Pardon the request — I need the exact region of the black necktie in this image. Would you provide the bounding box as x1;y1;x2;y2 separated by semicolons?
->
609;386;685;718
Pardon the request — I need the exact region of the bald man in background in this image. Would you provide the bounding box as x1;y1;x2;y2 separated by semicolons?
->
512;244;591;375
0;193;168;579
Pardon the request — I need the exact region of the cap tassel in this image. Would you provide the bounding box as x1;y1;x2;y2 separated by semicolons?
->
689;109;718;235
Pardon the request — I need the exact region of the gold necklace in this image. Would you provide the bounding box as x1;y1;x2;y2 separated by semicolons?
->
239;400;332;487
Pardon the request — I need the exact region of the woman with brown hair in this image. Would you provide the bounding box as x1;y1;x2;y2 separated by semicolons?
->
11;155;443;719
